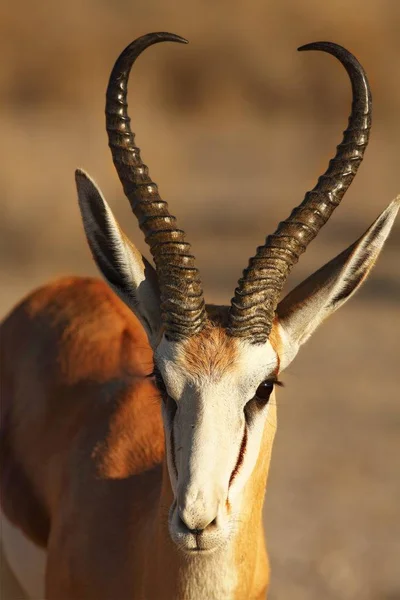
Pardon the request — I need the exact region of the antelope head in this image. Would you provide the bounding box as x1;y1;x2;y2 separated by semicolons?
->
76;33;399;554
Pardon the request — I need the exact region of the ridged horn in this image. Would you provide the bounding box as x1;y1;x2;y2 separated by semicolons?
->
106;32;207;341
228;42;372;343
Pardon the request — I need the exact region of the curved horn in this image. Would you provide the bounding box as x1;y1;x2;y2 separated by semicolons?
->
228;42;372;343
106;32;207;341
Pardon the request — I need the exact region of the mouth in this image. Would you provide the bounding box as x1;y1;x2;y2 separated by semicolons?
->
186;546;218;555
168;502;228;555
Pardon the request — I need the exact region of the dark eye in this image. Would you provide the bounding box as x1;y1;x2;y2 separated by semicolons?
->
255;380;274;405
152;370;167;399
153;375;177;420
244;380;275;424
164;395;177;421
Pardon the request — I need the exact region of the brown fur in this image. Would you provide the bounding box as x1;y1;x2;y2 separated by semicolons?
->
180;323;238;380
0;277;279;599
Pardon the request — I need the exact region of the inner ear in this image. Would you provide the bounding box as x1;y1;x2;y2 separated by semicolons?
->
277;197;400;353
76;169;162;346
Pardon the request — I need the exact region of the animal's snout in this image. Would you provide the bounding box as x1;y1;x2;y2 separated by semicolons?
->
177;487;222;534
177;508;218;535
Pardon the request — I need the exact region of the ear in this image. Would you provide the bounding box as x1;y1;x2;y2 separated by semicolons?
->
277;197;399;366
75;169;162;347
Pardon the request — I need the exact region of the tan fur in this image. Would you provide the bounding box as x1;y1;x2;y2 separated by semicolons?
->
232;401;277;599
0;277;278;599
268;317;283;372
180;324;238;380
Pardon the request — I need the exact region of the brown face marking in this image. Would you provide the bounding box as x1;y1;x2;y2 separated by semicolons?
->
180;324;238;380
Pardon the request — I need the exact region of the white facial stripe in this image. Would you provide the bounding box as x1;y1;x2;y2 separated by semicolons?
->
156;334;278;541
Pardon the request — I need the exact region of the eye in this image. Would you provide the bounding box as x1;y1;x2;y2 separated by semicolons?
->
164;395;177;421
244;379;276;424
152;373;177;420
254;380;274;405
155;376;167;399
151;369;167;399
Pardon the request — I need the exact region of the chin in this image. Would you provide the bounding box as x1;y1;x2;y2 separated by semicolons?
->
168;503;231;555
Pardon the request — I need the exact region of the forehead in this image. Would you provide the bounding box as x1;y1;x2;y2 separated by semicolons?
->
155;326;279;399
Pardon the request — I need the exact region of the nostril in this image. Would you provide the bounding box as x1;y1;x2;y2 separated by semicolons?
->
189;527;203;535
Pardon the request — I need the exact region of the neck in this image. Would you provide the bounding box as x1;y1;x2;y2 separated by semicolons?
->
145;403;277;600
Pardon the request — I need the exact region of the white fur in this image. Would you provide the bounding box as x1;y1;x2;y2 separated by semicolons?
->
156;336;278;551
177;547;238;600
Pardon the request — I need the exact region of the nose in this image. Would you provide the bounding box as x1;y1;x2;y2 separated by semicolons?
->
177;510;218;535
177;489;220;534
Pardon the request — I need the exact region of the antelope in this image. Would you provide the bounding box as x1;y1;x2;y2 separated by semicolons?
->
0;32;399;600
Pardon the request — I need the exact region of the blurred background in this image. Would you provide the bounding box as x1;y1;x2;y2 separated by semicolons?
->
0;1;399;598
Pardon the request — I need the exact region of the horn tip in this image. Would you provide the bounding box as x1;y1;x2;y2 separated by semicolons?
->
297;41;361;67
75;168;85;178
155;32;188;45
298;41;333;53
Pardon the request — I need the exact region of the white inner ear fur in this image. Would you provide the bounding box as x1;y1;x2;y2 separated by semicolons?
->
76;168;162;346
277;196;400;369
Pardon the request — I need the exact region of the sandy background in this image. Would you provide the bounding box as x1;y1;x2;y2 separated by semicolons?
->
1;1;399;598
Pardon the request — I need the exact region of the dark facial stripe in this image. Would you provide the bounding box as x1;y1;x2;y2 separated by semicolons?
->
229;426;248;487
170;427;178;479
